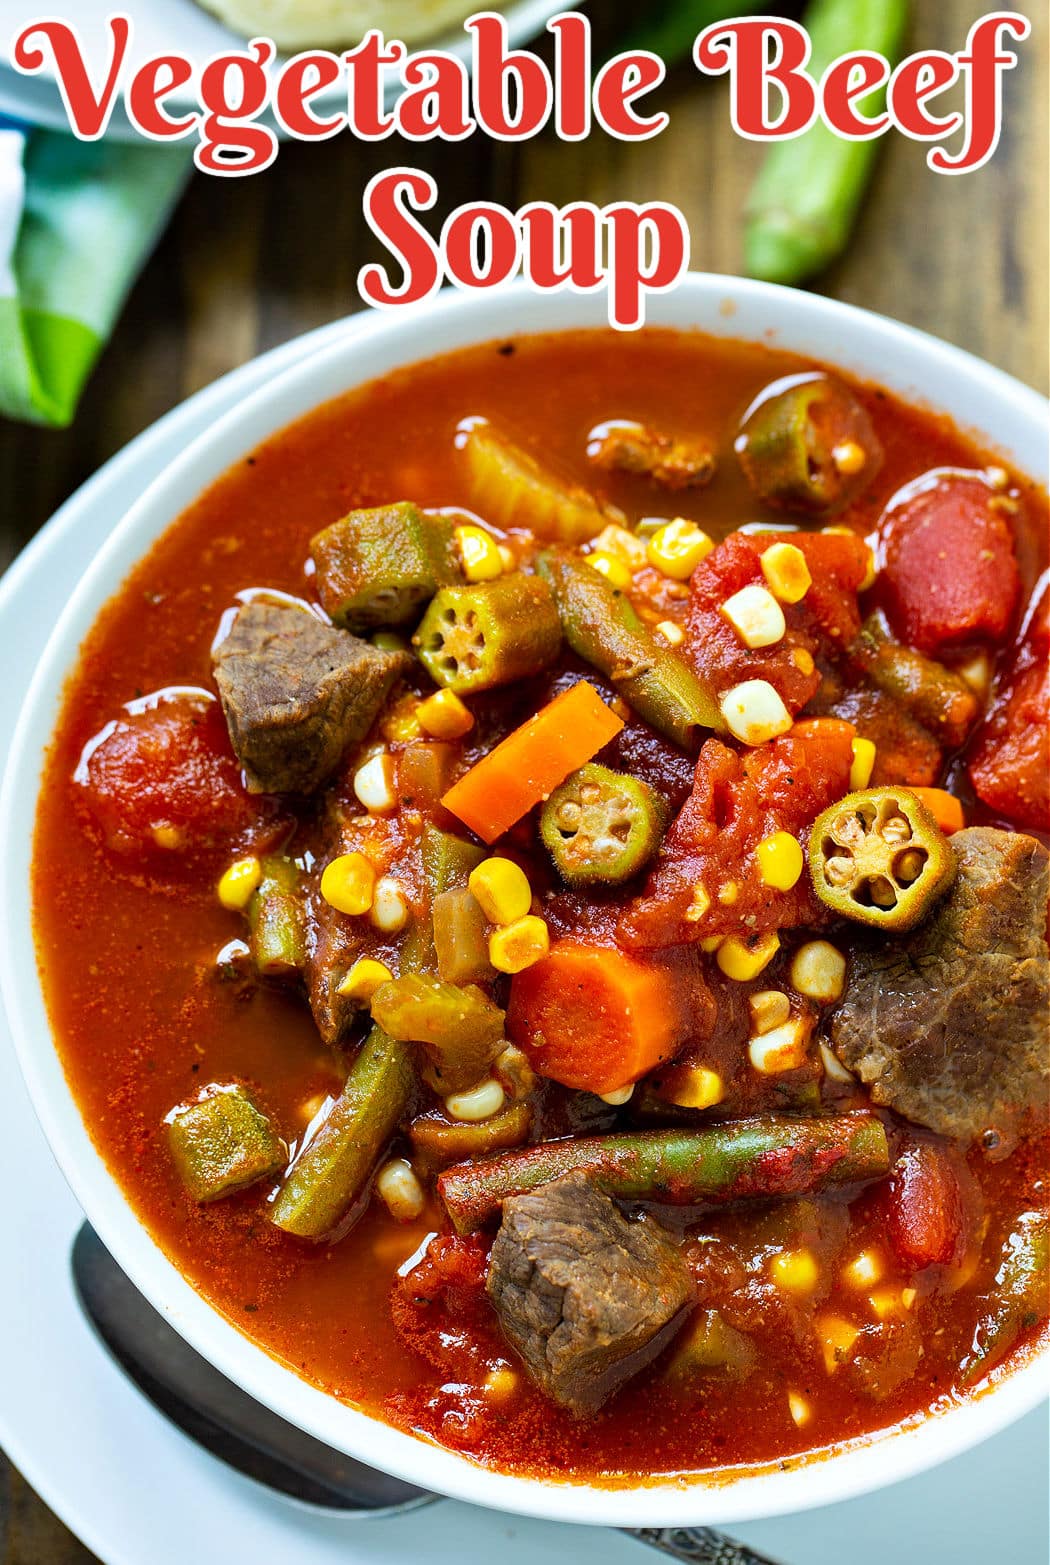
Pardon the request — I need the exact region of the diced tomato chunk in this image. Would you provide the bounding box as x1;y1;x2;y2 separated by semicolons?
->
968;585;1050;831
883;1143;965;1270
685;530;869;712
618;722;855;948
390;1233;498;1378
76;692;278;862
877;473;1020;656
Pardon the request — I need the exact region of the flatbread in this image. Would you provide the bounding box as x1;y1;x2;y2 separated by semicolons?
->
196;0;507;50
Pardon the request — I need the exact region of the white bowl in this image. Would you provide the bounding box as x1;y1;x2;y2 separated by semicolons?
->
1;276;1047;1529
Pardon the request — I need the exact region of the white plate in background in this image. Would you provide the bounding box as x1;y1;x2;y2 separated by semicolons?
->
0;0;566;138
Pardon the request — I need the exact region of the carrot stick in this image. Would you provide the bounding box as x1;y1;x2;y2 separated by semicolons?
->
441;680;624;844
505;941;683;1095
906;787;966;835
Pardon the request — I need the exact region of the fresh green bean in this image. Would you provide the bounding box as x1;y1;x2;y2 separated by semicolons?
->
537;549;724;747
439;1113;889;1232
744;0;911;284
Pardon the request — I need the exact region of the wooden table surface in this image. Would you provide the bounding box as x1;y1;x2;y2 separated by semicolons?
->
0;1;1046;1558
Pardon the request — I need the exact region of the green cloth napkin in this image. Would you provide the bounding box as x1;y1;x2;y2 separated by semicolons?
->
0;121;190;427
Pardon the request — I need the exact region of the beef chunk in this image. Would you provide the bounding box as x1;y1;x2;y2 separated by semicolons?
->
486;1171;693;1416
588;421;716;491
830;827;1049;1145
213;602;411;794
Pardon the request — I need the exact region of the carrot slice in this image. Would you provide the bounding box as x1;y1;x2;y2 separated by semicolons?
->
441;680;624;844
906;787;966;835
506;941;683;1095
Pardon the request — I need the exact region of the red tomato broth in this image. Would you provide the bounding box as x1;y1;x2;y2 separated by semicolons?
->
31;330;1049;1481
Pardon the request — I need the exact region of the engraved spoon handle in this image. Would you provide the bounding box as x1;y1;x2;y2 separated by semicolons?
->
624;1527;784;1565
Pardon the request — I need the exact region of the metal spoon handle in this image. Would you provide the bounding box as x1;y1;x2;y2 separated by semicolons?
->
626;1527;783;1564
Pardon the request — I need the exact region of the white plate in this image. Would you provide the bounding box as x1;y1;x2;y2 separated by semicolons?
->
0;0;566;139
0;308;1047;1565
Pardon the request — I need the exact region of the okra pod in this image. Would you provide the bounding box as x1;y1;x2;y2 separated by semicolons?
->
745;0;910;285
410;1101;532;1172
269;1025;415;1239
540;762;667;886
310;502;457;631
414;574;562;695
736;375;881;513
438;1112;889;1232
851;615;980;750
537;550;724;747
169;1085;286;1204
961;1211;1049;1384
249;857;306;977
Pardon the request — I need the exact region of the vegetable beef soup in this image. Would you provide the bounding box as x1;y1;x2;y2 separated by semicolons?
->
33;330;1049;1481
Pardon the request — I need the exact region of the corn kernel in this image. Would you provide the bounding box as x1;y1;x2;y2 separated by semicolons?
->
647;519;714;581
819;1041;855;1084
598;1084;635;1106
684;883;711;923
489;915;549;974
717;931;780;982
818;1315;861;1374
760;542;812;604
667;1067;724;1110
719;679;793;747
699;935;724;953
590;523;648;571
336;958;393;1003
484;1365;519;1400
217;856;262;911
793;647;816;676
901;1287;917;1309
369;876;410;934
832;439;867;476
749;1017;808;1074
749;989;790;1036
375;1158;425;1222
656;619;685;646
756;830;804;891
869;1287;911;1321
455;523;505;582
353;751;397;813
418;688;475;740
771;1248;819;1297
320;852;376;916
718;881;739;906
152;824;185;851
497;543;517;573
958;651;992;697
849;736;877;791
446;1078;506;1122
469;858;532;926
586;550;634;592
791;940;846;1004
720;583;787;649
787;1390;812;1428
843;1249;883;1290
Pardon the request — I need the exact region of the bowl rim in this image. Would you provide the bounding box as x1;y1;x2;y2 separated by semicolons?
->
1;275;1047;1529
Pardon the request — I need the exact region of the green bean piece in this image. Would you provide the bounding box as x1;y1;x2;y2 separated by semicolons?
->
310;502;457;631
433;886;495;984
249;856;306;978
413;574;562;695
664;1308;757;1381
736;375;881;514
269;1027;414;1239
745;0;911;285
410;1101;532;1172
439;1113;889;1233
371;972;505;1095
541;762;667;887
271;825;487;1238
961;1211;1049;1385
850;615;980;750
537;549;724;747
168;1086;285;1204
